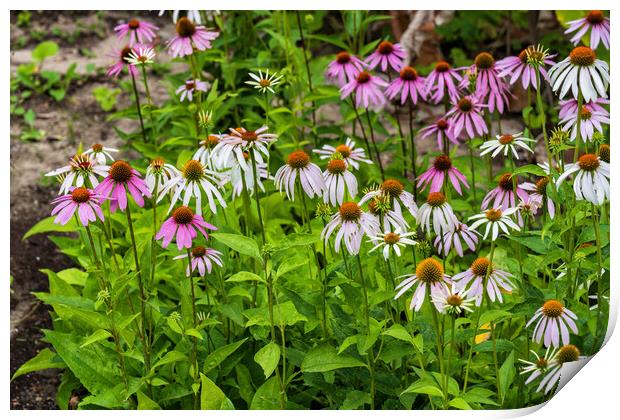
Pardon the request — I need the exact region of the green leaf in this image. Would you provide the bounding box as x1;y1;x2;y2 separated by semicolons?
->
250;377;282;409
254;342;280;379
153;350;188;369
211;232;262;261
449;397;472;410
498;350;516;403
137;391;161;409
203;338;248;373
301;344;366;373
23;216;77;239
200;374;234;410
401;379;444;398
512;164;547;177
11;348;67;380
382;324;413;343
80;329;112;348
225;271;265;284
32;40;59;62
244;301;308;327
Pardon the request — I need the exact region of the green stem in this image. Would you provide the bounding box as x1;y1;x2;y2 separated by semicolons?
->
295;11;317;132
408;101;417;199
129;71;147;143
365;108;385;181
249;150;266;244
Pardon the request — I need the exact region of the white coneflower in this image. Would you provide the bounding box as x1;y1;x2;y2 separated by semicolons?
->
274;150;325;200
452;257;516;305
158;159;227;216
145;157;181;195
245;69;283;94
365;192;410;233
322;158;358;206
359;179;418;219
321;201;380;255
213;126;277;171
468;207;520;241
556;153;609;205
222;152;269;199
125;45;156;66
527;300;579;347
313;137;372;170
367;228;417;260
548;46;609;102
193;134;223;169
46;153;110;195
526;345;583;394
394;258;451;312
84;143;118;165
519;348;559;387
431;283;475;315
480;132;535;159
417;192;458;236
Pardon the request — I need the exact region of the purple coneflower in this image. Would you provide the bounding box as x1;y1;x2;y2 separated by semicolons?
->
395;258;451;312
560;104;609;142
366;40;405;73
548;46;609;102
114;18;159;46
434;222;479;257
385;66;426;104
167;17;219;58
417;192;458;236
176;79;208;102
51;187;105;226
174;245;223;276
156;206;217;251
95;160;151;212
326;51;365;87
565;10;609;50
527;300;579;347
425;61;463;104
521;176;555;219
556;153;609;205
468;207;520;241
312;138;372;170
322;158;358;206
496;45;556;90
321;201;379;255
419;118;459;150
465;52;512;114
340;70;387;110
274;150;326;200
45;153;110;195
106;46;138;79
446;95;488;140
481;173;529;211
417;155;469;195
453;257;515;305
558;97;609;120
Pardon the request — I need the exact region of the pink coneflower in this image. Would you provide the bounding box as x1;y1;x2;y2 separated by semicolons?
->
558;97;609;120
425;61;463;104
465;52;511;114
176;79;208;102
322;158;358;206
326;51;365;87
50;187;105;226
366;40;406;73
481;173;529;211
174;245;223;276
417;192;458;236
548;46;609;102
527;300;579;347
321;201;380;255
45;153;110;195
557;154;610;205
275;150;325;200
359;179;418;219
340;70;387;110
106;46;138;79
517;194;543;225
418;118;459;150
417;155;469;195
395;258;451;312
312;138;372;170
167;17;219;58
468;207;520;241
434;222;479;257
496;45;556;90
84;143;118;165
453;257;515;305
565;10;610;50
95;160;151;212
114;18;159;46
213;126;277;171
156;206;217;251
385;67;426;104
521;176;555;219
560;104;609;142
445;95;488;140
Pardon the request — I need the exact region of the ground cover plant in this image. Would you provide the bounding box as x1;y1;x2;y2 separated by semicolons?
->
11;9;610;410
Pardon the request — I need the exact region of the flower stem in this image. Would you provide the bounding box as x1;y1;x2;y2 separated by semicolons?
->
365;108;385;181
140;65;154;144
427;287;448;408
129;71;147;143
592;203;605;351
350;98;372;161
408;101;417;199
356;254;375;409
295;11;317;133
186;248;200;409
249;150;266;244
